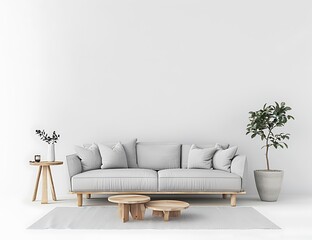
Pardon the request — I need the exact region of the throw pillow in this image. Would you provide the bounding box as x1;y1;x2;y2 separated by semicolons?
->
187;144;218;169
83;138;138;168
120;139;138;168
75;143;102;171
98;142;128;169
212;144;238;172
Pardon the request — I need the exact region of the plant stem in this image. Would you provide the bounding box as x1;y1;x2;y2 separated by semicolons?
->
265;143;270;171
265;129;272;171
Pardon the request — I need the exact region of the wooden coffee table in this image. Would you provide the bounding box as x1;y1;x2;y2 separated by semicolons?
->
108;195;150;222
146;200;190;221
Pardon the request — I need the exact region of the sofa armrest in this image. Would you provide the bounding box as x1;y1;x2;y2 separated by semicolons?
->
231;155;248;191
66;154;82;191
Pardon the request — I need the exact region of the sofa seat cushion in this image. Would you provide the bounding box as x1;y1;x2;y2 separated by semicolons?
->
71;169;157;192
158;169;241;192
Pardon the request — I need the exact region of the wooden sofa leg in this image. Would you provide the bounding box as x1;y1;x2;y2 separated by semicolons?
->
230;194;236;207
77;194;83;207
86;194;91;199
222;194;228;199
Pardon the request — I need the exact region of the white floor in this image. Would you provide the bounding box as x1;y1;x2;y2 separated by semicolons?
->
3;194;312;240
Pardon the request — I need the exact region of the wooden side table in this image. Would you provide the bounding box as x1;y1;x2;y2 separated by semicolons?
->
146;200;190;221
108;195;150;222
30;161;63;204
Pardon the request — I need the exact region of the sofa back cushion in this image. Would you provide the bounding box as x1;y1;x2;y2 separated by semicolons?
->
181;143;229;169
137;143;181;170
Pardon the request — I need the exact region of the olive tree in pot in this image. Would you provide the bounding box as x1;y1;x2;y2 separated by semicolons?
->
246;102;294;201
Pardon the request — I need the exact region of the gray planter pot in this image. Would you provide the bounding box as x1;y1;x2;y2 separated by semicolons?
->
254;170;284;202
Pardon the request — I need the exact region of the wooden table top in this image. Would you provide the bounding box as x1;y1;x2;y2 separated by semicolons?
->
145;200;190;211
29;161;63;166
108;195;150;204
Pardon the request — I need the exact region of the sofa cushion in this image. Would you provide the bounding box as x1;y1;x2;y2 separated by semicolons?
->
137;143;181;170
158;169;241;192
71;169;157;192
84;138;138;168
213;145;238;172
75;144;102;172
98;142;128;169
187;145;217;169
181;143;229;169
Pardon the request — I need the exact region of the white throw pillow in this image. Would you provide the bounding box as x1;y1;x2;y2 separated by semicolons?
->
187;144;218;169
98;142;128;169
213;144;238;172
75;143;102;172
83;139;138;168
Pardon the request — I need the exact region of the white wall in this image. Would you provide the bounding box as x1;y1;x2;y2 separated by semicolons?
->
1;0;312;202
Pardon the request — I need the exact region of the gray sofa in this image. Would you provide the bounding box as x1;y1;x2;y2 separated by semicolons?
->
66;142;247;207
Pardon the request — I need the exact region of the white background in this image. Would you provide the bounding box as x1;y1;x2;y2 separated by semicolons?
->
1;0;312;206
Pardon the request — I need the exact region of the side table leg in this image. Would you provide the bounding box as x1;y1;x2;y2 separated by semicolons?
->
32;166;42;201
47;166;57;201
118;203;122;218
130;203;146;220
120;203;129;222
163;211;170;221
140;203;146;219
41;166;48;204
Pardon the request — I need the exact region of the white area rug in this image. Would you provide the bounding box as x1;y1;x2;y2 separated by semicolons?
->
28;206;279;230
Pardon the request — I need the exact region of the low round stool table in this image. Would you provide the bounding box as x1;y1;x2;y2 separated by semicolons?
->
108;195;150;222
146;200;190;221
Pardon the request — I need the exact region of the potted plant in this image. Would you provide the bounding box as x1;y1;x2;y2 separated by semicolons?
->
35;130;60;162
246;102;294;201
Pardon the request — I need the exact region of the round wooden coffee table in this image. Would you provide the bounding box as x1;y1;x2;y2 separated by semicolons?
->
146;200;190;221
108;195;150;222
